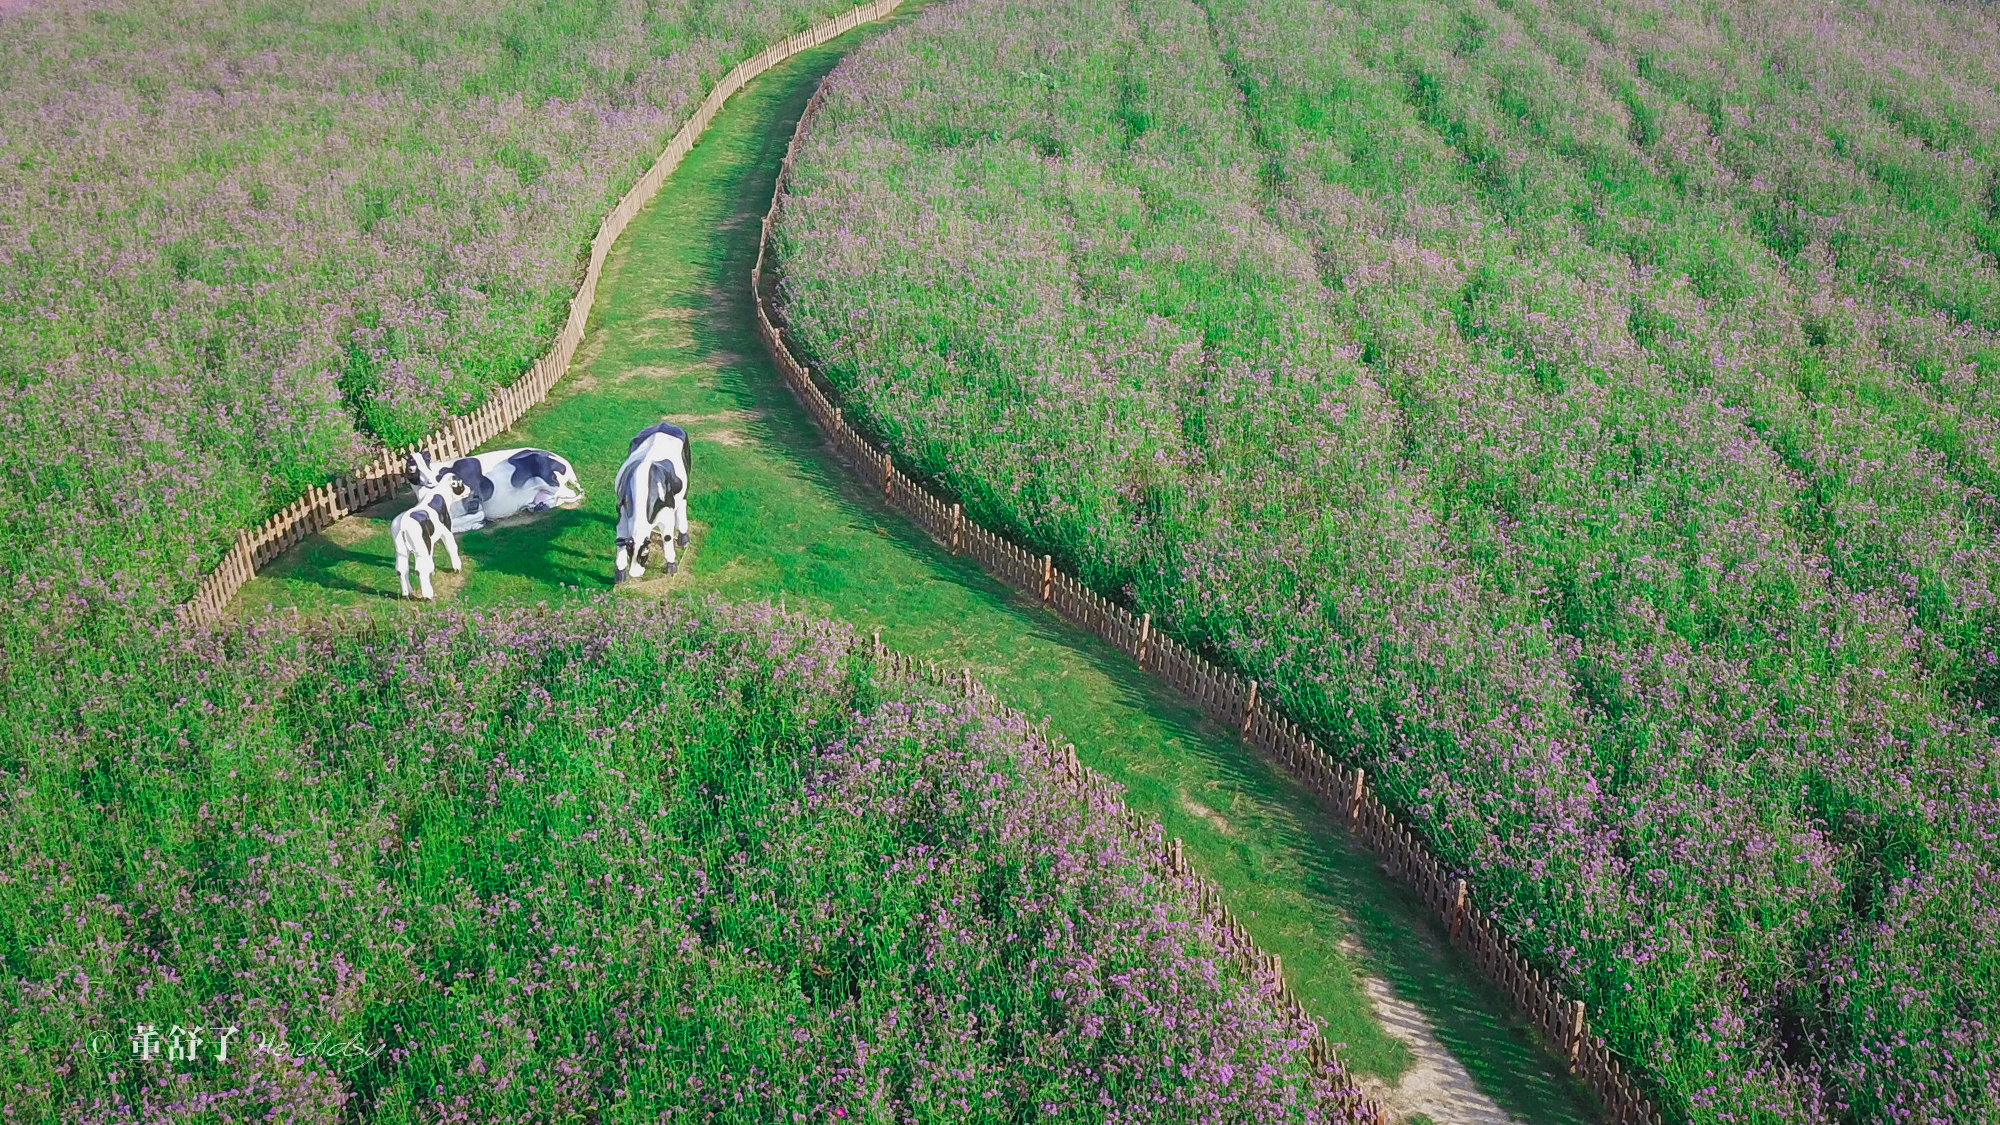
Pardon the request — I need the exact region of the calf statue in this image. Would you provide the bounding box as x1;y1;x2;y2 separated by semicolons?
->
613;421;691;580
391;481;465;599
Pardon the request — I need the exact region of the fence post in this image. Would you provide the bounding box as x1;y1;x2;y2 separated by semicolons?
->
1349;769;1365;825
950;504;962;553
882;452;892;499
1240;679;1259;738
1041;554;1053;604
1569;1000;1586;1068
1136;613;1151;667
1452;878;1468;941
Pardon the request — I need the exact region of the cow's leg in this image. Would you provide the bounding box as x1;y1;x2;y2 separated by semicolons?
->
626;520;648;580
651;528;671;575
396;545;413;598
440;528;462;572
414;548;437;600
675;492;689;549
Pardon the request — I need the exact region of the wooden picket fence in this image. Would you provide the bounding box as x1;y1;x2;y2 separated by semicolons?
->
175;0;905;626
804;612;1387;1124
754;76;1668;1125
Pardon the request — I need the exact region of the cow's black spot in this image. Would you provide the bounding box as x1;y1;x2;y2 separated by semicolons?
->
410;507;443;552
614;456;639;519
450;457;495;502
627;421;690;470
426;492;452;532
648;459;683;523
507;448;560;489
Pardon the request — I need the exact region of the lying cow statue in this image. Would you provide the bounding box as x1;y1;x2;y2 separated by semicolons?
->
391;479;466;599
407;448;584;530
614;421;691;581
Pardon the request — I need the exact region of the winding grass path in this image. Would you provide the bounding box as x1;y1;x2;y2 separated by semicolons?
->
240;25;1596;1124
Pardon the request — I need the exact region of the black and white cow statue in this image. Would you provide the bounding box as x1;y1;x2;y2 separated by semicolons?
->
390;482;465;599
613;421;691;581
407;448;584;530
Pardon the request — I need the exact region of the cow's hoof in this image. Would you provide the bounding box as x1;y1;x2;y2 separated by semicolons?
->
665;561;678;576
676;533;689;548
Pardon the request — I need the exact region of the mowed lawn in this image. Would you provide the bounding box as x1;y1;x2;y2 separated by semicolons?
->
240;23;1597;1123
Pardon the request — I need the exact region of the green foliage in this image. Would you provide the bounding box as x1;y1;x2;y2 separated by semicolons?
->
0;600;1332;1122
244;46;1616;1115
775;0;2000;1119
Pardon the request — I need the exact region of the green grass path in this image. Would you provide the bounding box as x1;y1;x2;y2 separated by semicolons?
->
242;25;1594;1123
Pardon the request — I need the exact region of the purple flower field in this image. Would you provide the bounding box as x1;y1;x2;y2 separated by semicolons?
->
0;598;1350;1122
0;0;858;629
773;0;2000;1119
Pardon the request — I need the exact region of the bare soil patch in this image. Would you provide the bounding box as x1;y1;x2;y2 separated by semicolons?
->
322;514;384;547
1338;934;1524;1125
1177;790;1238;838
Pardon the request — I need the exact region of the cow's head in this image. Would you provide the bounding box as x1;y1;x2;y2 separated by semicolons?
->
412;471;472;524
446;457;496;512
406;450;440;489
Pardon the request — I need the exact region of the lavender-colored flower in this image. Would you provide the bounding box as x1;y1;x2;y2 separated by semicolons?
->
0;597;1349;1122
774;0;2000;1118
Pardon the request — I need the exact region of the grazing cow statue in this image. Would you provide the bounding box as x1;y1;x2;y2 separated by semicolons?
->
408;448;584;529
613;421;691;580
390;483;465;600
